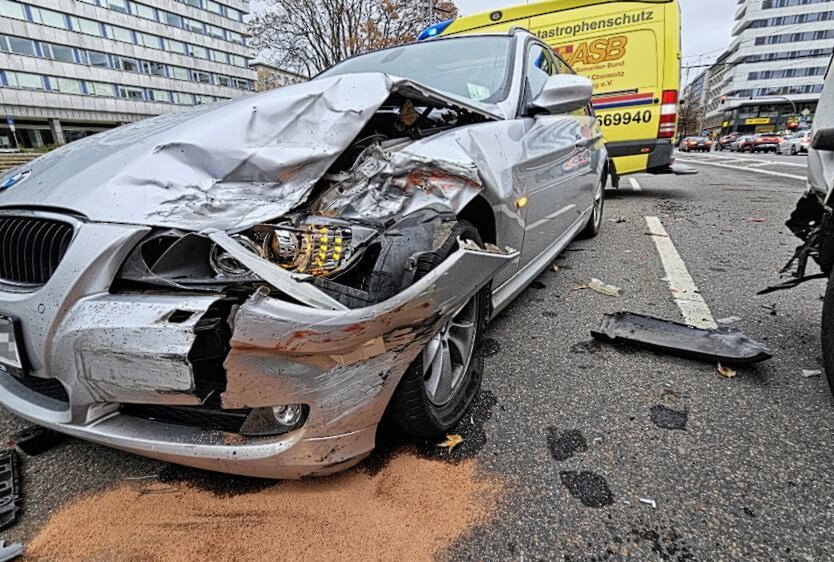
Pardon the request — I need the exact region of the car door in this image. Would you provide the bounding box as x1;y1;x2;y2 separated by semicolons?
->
514;41;599;269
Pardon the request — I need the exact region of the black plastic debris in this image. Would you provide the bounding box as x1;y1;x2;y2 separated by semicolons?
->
591;312;772;365
9;426;63;456
0;451;20;530
0;541;23;561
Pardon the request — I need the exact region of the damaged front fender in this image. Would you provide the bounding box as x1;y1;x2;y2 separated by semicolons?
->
222;242;518;437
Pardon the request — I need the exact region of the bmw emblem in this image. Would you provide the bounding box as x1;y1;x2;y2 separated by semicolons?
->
0;169;30;192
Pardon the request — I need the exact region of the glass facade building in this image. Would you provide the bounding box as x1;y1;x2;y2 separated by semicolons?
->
0;0;255;148
703;0;833;134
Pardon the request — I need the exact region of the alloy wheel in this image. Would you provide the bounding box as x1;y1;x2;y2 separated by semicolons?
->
423;296;479;406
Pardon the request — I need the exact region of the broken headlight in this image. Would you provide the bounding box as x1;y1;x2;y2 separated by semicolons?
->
211;224;354;278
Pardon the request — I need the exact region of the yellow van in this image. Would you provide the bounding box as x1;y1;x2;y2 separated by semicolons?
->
420;0;681;182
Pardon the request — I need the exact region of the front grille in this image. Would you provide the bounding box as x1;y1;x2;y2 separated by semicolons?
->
120;404;251;433
0;217;74;285
15;376;69;403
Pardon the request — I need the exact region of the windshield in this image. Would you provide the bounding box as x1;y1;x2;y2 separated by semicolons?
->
318;36;514;104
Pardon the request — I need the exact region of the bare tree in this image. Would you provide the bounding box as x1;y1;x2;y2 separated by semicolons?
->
249;0;458;77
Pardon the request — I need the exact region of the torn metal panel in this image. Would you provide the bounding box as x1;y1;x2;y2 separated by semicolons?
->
222;244;518;437
591;312;772;365
0;73;498;232
54;294;221;407
312;145;483;221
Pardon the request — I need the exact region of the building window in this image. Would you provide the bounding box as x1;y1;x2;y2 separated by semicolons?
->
133;3;155;20
51;77;83;94
0;0;25;20
165;39;186;55
190;44;208;59
232;78;251;90
163;11;183;27
149;89;171;103
195;94;213;105
215;75;231;87
7;36;35;56
88;82;114;97
210;50;228;64
107;25;134;43
118;86;145;100
181;0;201;7
30;7;67;29
86;50;110;67
142;61;167;77
5;71;43;90
71;17;104;37
229;54;246;67
205;1;222;14
183;18;205;34
192;70;212;84
45;43;76;63
227;31;244;45
207;25;225;40
104;0;129;13
170;66;189;80
114;56;140;72
135;32;160;49
173;92;195;105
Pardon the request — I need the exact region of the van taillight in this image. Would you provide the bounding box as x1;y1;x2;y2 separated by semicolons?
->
658;90;678;139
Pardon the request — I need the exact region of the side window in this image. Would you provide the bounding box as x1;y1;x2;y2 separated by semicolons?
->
524;43;557;103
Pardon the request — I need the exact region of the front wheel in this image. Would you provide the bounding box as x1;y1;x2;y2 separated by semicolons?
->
387;221;489;438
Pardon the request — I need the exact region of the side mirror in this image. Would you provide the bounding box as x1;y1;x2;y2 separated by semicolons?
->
812;127;834;151
528;74;593;116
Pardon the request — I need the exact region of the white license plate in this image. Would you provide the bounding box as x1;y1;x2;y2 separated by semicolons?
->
0;315;25;377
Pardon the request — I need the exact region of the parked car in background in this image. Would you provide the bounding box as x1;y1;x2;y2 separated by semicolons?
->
777;130;811;155
716;133;739;151
751;133;782;153
0;30;608;478
776;55;834;393
679;136;712;152
732;135;757;152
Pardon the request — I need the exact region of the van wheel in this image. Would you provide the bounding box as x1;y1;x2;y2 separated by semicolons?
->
387;221;489;438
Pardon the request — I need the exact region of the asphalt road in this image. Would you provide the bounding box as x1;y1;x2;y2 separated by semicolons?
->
3;148;833;561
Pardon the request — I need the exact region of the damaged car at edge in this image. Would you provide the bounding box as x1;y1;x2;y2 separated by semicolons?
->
0;30;607;478
769;54;834;392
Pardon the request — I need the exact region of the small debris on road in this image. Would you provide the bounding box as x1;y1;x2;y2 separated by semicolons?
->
802;369;823;378
0;541;23;561
717;363;737;378
761;303;778;316
551;263;560;272
0;451;19;531
8;426;63;456
743;217;767;223
530;280;546;289
717;316;743;325
609;217;627;223
575;278;621;297
639;498;658;509
438;434;464;453
592;312;772;364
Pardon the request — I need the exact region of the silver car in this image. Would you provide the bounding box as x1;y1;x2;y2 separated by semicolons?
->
0;30;607;477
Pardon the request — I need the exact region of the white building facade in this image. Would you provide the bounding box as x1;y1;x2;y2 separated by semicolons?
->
703;0;834;134
0;0;256;148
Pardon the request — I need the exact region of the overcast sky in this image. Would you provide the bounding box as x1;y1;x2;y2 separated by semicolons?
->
250;0;736;85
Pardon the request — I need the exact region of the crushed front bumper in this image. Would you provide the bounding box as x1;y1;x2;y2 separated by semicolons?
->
0;218;516;477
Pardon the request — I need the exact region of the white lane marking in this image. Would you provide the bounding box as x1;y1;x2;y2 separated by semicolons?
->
628;177;642;191
645;216;718;329
695;154;807;168
676;158;806;181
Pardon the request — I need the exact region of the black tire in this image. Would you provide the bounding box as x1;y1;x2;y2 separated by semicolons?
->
791;145;798;156
387;221;489;438
579;176;605;239
823;269;834;396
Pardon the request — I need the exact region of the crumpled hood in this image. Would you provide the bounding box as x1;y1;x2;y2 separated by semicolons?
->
0;73;499;232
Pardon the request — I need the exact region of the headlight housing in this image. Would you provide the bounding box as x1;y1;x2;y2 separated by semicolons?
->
116;220;360;290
